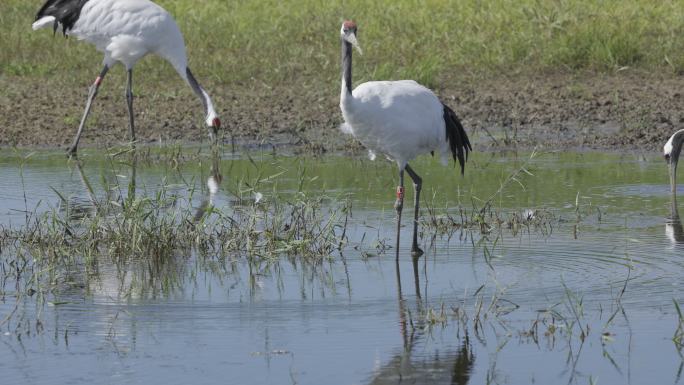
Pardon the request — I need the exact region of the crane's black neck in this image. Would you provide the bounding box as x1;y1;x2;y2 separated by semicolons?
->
187;68;209;115
341;39;353;95
187;69;205;109
674;139;684;169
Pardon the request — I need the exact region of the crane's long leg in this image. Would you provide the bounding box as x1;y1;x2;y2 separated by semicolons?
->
405;164;424;258
394;169;405;260
67;65;110;157
126;69;136;147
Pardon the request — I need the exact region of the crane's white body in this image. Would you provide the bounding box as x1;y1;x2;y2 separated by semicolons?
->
32;0;217;127
340;80;450;169
34;0;184;71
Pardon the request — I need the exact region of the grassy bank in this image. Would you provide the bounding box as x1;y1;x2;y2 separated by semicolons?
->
1;1;683;150
2;0;684;89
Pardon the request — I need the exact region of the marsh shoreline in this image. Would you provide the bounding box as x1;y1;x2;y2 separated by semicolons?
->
1;71;681;153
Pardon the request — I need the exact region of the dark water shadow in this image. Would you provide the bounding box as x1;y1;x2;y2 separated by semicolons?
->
62;160;102;220
58;153;194;302
66;154;140;220
366;258;475;385
667;196;684;246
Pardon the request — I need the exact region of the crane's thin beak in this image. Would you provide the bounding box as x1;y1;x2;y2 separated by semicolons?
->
346;33;363;55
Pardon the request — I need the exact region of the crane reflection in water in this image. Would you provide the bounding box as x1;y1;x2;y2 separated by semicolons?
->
366;257;475;385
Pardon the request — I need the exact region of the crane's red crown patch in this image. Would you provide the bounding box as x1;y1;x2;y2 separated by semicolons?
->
343;20;357;30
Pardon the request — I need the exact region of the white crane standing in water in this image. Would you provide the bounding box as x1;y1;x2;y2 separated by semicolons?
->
663;130;684;245
338;21;472;258
664;129;684;197
32;0;221;156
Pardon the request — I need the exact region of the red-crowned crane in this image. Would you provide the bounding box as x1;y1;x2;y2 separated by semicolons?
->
664;129;684;197
338;21;472;258
32;0;221;156
663;130;684;245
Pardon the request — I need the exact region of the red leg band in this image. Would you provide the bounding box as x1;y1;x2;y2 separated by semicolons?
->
396;186;404;200
94;76;102;86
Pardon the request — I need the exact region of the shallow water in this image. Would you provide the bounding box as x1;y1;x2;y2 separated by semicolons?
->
1;148;683;385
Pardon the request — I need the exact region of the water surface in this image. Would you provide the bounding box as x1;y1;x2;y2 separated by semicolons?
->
1;149;683;385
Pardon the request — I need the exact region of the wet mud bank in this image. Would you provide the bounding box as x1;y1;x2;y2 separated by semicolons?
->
1;71;682;153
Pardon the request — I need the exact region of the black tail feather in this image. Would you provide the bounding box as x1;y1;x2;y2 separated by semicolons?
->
35;0;89;36
442;103;472;175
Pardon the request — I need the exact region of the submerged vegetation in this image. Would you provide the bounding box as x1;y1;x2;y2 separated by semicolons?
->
1;149;683;383
0;149;566;323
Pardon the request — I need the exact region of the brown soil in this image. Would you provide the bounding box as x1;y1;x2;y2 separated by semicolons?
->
1;71;681;154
